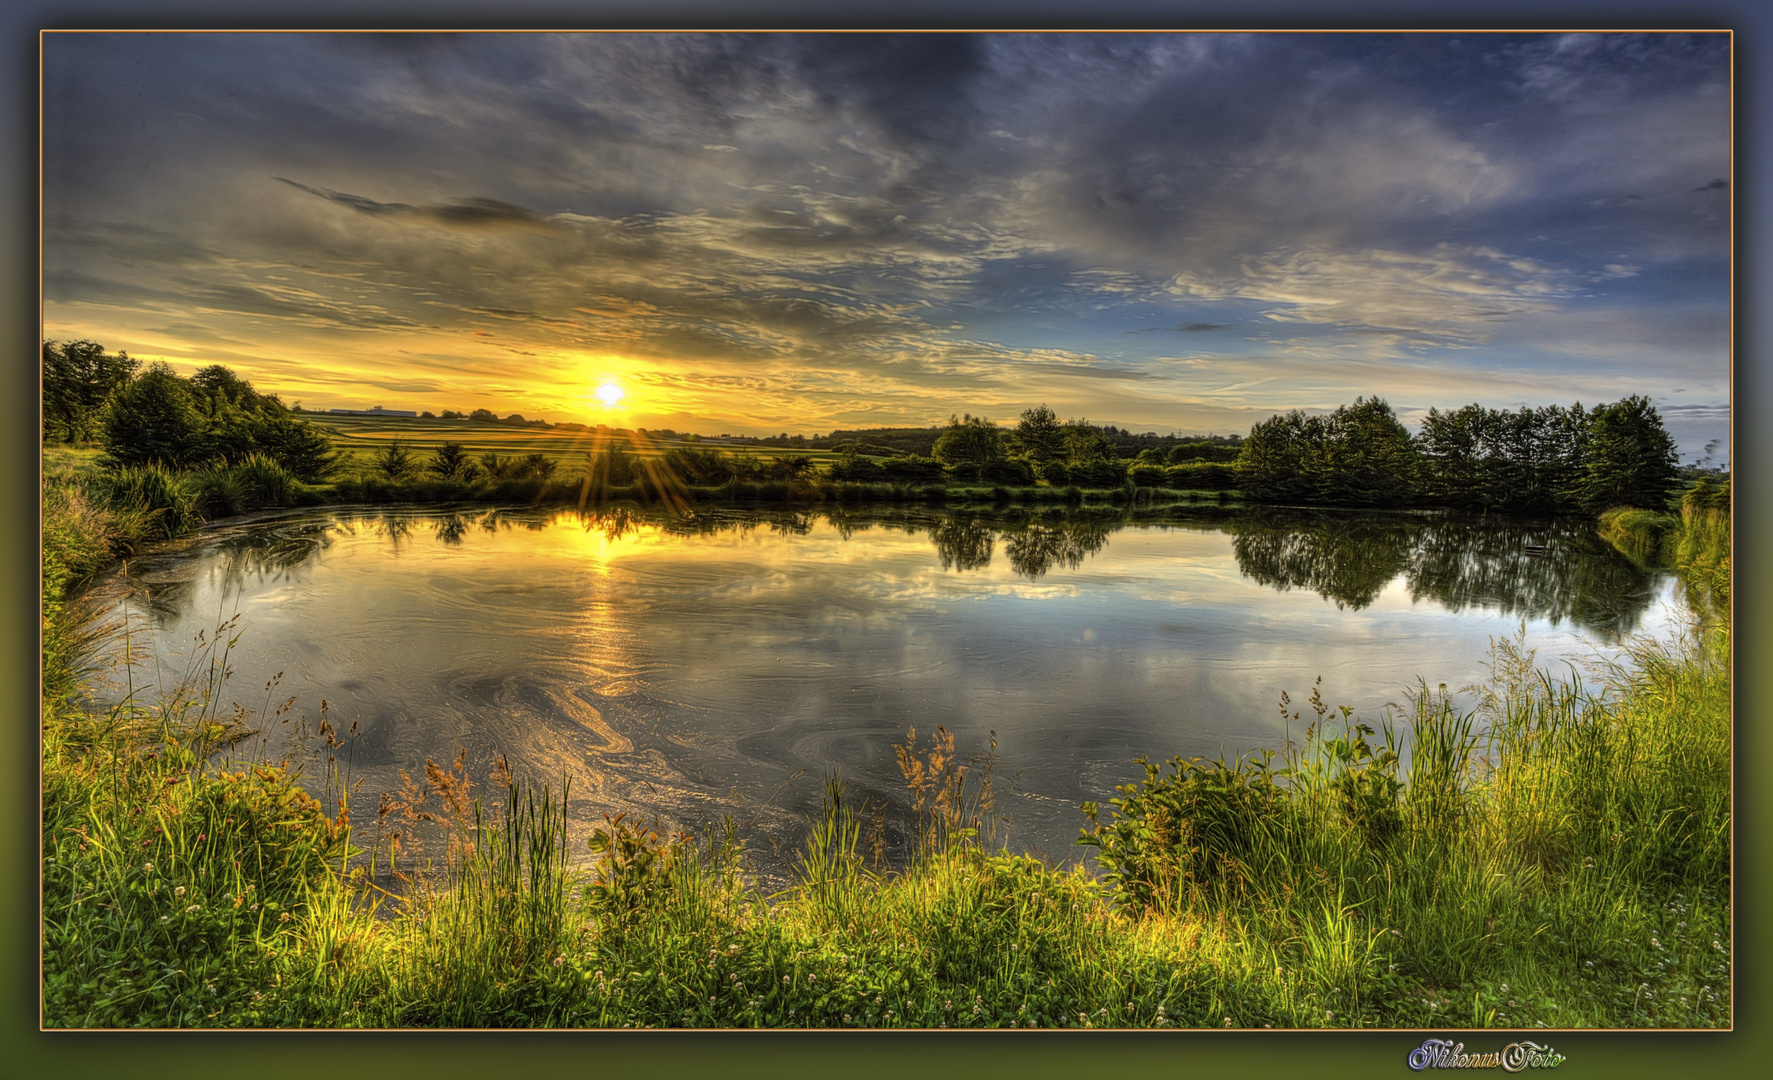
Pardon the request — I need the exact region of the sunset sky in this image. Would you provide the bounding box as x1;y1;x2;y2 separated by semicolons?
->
42;32;1730;457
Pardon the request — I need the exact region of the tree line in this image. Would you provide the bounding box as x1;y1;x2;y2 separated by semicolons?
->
43;340;338;481
1236;396;1686;514
45;340;1694;516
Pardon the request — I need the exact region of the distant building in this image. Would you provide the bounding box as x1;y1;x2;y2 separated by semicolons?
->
328;406;418;417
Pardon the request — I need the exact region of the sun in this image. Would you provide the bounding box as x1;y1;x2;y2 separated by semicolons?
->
594;381;625;407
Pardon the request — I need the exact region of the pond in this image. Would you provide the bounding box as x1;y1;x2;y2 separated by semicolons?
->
83;502;1682;885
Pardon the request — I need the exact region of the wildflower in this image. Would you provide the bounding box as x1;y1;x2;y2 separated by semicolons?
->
158;916;169;924
143;862;154;874
843;1014;852;1023
278;911;290;922
174;886;187;898
783;975;791;984
184;904;200;913
553;956;564;967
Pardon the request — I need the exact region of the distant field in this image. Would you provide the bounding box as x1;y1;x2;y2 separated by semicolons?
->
311;414;845;473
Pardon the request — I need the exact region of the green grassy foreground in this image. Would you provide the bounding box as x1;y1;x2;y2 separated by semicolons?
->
40;460;1729;1029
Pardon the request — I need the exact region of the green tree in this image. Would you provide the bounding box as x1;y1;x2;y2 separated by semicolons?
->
1235;410;1323;502
427;441;479;482
1572;395;1679;513
100;362;210;468
1012;404;1065;463
374;440;417;480
1061;420;1116;466
43;340;138;443
932;414;1006;469
1321;397;1419;506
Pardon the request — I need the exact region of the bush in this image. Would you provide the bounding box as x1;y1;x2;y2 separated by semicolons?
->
1080;751;1284;910
980;457;1035;485
1068;461;1126;488
1164;462;1238;490
231;453;298;507
878;455;945;483
94;464;200;540
427;442;481;482
374;441;418;480
828;454;885;482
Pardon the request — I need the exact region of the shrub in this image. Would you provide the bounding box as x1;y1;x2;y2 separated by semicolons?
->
1068;461;1126;488
374;441;418;480
427;442;481;482
1080;751;1284;910
94;464;200;539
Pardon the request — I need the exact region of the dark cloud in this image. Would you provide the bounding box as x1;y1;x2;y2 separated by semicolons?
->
276;179;553;231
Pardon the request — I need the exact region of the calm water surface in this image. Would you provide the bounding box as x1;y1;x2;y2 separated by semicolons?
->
87;503;1681;882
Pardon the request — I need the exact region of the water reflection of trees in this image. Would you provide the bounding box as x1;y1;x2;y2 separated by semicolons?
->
1227;510;1660;636
1231;513;1415;609
210;521;335;590
1002;518;1114;580
174;506;1661;638
930;516;995;571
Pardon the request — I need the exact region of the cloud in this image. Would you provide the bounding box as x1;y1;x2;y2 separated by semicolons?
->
276;178;555;231
39;33;1729;436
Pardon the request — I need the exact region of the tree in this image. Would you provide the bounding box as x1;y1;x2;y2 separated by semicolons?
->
101;362;210;467
1012;404;1065;463
1235;410;1322;501
1061;420;1116;466
1321;397;1419;506
427;441;479;482
43;340;138;443
1571;395;1679;513
374;440;417;480
932;414;1006;469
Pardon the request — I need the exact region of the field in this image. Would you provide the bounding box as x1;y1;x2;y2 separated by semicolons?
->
314;414;847;476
